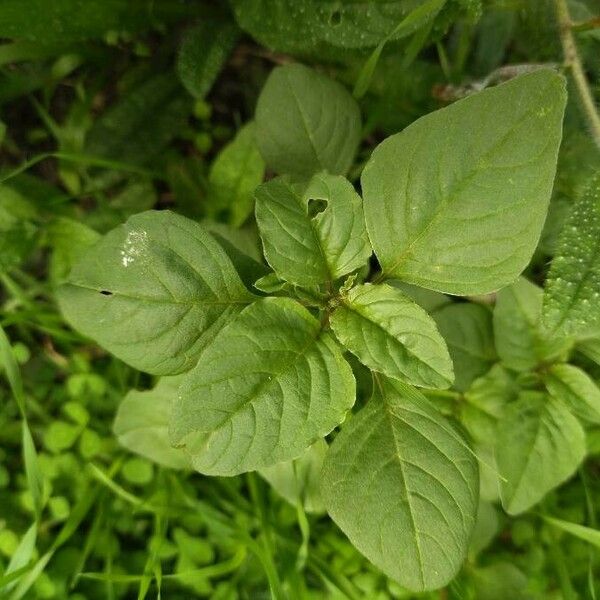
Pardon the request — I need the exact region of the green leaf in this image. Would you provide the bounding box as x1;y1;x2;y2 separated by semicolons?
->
207;123;265;227
493;277;571;372
330;283;453;389
255;64;361;178
433;302;496;391
321;376;478;591
85;74;191;166
462;364;517;444
229;0;418;52
255;173;371;286
170;297;355;476
0;0;189;42
46;217;101;284
176;18;239;99
543;174;600;337
259;439;327;514
362;69;566;295
496;391;585;515
353;0;446;98
0;185;37;272
113;376;191;470
543;516;600;550
390;281;452;313
471;563;533;600
544;363;600;425
58;210;253;375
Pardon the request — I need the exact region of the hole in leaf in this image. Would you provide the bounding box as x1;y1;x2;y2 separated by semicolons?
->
307;198;328;218
329;9;342;25
100;290;113;296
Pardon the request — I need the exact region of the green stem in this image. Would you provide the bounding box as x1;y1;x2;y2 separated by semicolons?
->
554;0;600;150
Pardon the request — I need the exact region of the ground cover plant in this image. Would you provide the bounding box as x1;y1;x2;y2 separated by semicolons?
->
1;0;600;598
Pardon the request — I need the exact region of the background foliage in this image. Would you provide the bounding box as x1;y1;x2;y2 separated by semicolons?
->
1;0;600;598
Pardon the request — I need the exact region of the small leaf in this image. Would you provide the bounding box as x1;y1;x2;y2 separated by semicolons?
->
170;297;355;476
433;302;496;391
543;173;600;337
471;563;532;600
113;376;191;470
330;283;453;389
496;391;585;515
544;363;600;424
255;173;371;286
206;123;265;227
58;210;254;375
259;439;327;514
255;64;361;178
362;69;566;294
322;376;478;591
176;18;238;99
493;278;571;372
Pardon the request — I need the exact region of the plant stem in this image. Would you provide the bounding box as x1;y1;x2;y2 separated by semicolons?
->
554;0;600;150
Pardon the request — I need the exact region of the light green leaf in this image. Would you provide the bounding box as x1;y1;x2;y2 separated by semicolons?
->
58;210;253;375
496;391;585;515
543;515;600;550
255;173;371;286
390;281;451;313
543;173;600;337
46;217;100;284
544;363;600;424
259;439;327;514
493;277;571;372
469;501;499;557
177;18;238;99
170;297;355;476
362;69;566;294
322;376;478;591
114;376;191;470
578;335;600;366
433;302;496;391
255;64;361;178
472;563;533;600
207;123;265;226
330;283;453;389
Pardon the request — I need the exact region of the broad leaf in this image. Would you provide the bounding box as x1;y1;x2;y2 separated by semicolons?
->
322;376;478;591
207;123;265;227
58;210;253;375
544;363;600;424
496;391;585;515
170;297;355;476
177;18;239;99
255;64;361;178
229;0;410;52
255;173;371;286
259;439;327;513
113;376;190;470
493;278;571;372
362;69;566;294
330;283;453;389
433;302;496;391
472;563;532;600
543;174;600;336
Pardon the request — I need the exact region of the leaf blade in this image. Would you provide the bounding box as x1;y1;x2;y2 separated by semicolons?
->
362;69;566;294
